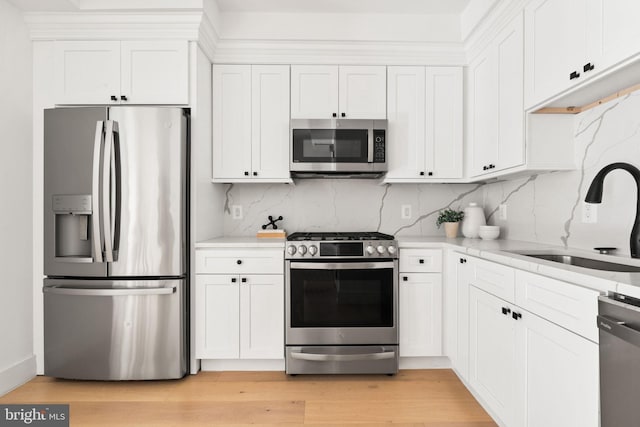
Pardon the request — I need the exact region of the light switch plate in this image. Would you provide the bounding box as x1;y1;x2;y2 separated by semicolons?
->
231;205;243;220
401;205;412;220
499;204;508;221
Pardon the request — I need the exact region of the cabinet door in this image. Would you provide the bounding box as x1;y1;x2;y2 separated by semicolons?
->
399;273;442;357
290;65;339;119
54;41;121;105
120;41;188;105
212;65;252;180
496;14;525;172
195;274;240;359
385;66;426;180
455;256;473;381
425;67;463;179
469;286;517;427
589;0;640;71
524;0;586;108
240;274;284;359
468;49;497;177
339;66;387;119
251;65;291;180
515;309;599;427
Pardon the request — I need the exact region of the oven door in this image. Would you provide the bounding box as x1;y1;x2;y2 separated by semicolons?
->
286;260;398;345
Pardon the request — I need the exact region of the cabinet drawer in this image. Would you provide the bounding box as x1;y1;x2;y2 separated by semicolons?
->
471;257;515;303
196;249;284;275
399;249;442;273
515;270;600;342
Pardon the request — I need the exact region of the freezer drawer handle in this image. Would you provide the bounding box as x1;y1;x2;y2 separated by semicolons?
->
597;314;640;348
290;350;395;362
44;286;177;296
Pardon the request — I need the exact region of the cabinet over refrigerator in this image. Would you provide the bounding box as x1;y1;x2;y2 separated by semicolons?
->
43;107;189;380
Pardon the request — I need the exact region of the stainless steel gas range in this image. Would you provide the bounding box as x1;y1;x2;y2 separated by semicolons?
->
285;232;399;375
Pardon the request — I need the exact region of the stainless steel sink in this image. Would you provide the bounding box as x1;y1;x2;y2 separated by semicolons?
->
519;253;640;273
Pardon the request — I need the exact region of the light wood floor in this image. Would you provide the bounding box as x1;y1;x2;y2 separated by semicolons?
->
0;369;496;426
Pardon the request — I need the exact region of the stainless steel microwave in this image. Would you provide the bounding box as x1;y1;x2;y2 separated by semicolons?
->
290;119;387;178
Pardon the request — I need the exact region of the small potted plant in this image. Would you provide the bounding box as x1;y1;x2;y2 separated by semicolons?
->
436;208;465;238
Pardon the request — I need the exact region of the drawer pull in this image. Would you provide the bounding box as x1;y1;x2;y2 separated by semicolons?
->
501;307;511;315
402;276;408;281
237;260;242;265
512;312;522;320
231;277;237;283
419;259;425;264
241;277;247;283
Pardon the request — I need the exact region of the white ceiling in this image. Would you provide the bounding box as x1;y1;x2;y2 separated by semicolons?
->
216;0;472;15
9;0;473;15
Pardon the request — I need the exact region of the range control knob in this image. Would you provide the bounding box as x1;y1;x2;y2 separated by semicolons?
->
298;245;308;256
287;245;297;256
366;245;376;255
308;245;318;256
377;245;386;254
387;245;397;255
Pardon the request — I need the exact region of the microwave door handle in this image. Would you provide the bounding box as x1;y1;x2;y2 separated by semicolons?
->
367;128;374;163
102;120;114;263
91;121;105;263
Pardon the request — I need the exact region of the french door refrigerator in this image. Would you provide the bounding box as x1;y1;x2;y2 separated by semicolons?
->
43;107;188;380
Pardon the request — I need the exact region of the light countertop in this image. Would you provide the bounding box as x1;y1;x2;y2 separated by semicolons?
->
196;235;640;297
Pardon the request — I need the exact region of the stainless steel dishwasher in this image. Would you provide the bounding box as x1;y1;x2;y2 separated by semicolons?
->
597;292;640;427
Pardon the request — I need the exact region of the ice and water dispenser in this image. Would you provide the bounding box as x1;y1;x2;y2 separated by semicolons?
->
52;194;93;260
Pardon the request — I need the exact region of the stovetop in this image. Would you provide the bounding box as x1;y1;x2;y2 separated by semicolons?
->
287;232;394;242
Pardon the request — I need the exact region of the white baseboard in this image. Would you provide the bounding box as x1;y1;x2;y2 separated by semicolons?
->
0;356;36;397
200;359;285;372
399;356;452;370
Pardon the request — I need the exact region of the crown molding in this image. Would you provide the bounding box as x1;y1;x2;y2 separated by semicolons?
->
23;11;205;41
463;0;527;62
212;39;465;65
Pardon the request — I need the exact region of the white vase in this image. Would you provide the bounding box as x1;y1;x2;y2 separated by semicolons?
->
462;202;486;238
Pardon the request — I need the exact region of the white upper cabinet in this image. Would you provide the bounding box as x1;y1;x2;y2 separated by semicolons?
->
212;64;291;182
386;66;463;182
54;40;188;105
425;67;463;179
524;0;640;109
251;65;291;180
291;65;386;119
469;12;524;178
385;66;426;180
524;0;586;108
588;0;640;72
338;66;387;119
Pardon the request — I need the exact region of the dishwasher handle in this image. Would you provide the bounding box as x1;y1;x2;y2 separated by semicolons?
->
597;314;640;348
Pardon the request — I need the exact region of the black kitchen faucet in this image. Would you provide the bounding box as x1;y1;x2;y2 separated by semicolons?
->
585;162;640;258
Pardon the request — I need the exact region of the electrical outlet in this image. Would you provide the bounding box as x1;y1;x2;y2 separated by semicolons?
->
231;205;243;220
401;205;412;220
582;203;597;223
499;204;508;221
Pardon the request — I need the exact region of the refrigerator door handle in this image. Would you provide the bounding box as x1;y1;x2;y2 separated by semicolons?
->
44;286;177;296
92;121;105;263
102;120;119;263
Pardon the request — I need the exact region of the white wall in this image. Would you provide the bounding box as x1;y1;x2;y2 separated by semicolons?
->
484;93;640;256
0;0;36;395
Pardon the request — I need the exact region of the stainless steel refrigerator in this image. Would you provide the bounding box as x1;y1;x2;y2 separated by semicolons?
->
43;107;188;380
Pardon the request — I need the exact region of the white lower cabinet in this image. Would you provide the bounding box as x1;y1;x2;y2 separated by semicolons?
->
465;259;599;427
469;286;518;426
399;273;442;357
398;248;443;358
515;305;599;427
195;248;284;360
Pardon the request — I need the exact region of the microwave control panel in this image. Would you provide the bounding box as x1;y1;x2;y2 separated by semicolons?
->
373;129;386;163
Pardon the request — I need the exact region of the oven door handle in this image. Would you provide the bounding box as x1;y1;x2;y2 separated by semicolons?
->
289;261;396;270
290;350;396;362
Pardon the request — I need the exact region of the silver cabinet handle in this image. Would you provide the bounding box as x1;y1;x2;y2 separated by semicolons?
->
92;121;105;263
290;261;395;270
44;286;177;297
290;351;395;362
598;314;640;348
